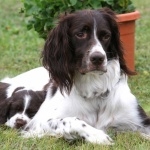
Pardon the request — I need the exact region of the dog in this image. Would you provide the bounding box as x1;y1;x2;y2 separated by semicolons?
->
0;82;47;129
21;8;150;144
0;67;49;129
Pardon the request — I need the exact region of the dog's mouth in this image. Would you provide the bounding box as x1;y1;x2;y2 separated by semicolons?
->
78;65;107;74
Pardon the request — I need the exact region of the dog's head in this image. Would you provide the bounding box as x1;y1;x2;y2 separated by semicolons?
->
42;8;135;93
0;86;46;129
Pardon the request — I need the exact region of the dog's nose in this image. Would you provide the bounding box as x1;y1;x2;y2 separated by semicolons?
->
90;52;105;65
15;118;27;129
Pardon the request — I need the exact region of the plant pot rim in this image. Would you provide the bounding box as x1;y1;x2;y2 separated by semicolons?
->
117;10;140;23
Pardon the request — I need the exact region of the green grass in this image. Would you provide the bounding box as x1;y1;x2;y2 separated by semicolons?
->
0;0;44;78
129;0;150;114
0;0;150;149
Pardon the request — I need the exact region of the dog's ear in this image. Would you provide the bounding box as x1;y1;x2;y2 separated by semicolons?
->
98;8;136;75
0;82;10;101
42;15;75;93
11;86;25;96
0;82;11;124
0;98;11;124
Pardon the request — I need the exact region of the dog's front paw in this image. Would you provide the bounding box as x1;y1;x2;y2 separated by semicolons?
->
21;119;50;138
84;130;113;145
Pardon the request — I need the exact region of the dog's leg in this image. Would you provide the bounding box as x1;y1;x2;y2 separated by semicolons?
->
23;117;113;145
137;105;150;139
53;117;113;144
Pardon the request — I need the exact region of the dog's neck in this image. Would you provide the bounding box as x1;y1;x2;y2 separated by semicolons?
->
73;60;121;99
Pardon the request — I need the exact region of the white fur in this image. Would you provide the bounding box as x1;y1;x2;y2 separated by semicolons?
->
22;60;150;144
90;20;106;55
89;21;107;68
1;67;49;98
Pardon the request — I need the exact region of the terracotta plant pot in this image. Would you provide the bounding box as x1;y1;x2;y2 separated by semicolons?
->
117;11;140;71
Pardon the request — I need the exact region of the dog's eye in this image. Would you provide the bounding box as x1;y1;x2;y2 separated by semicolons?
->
76;32;87;39
98;30;111;42
27;109;37;118
28;112;36;118
102;34;110;41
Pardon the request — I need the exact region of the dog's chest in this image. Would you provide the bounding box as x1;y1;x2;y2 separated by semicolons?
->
74;76;109;100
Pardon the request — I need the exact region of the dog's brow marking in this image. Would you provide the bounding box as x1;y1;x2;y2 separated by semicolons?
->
91;19;105;55
22;94;31;115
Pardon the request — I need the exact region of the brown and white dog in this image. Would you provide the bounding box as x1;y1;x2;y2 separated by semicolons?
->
0;67;49;129
9;8;150;144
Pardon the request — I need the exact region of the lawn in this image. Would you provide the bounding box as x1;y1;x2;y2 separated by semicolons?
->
0;0;150;149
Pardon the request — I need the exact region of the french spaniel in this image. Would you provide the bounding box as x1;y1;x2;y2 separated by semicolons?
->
0;82;47;129
0;67;49;129
20;8;150;144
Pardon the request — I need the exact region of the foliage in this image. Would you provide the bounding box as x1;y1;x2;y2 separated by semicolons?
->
22;0;135;39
